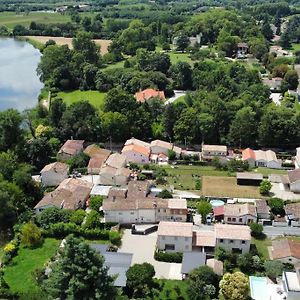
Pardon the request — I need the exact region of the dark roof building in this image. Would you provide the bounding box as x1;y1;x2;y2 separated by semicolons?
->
181;252;206;275
90;244;133;287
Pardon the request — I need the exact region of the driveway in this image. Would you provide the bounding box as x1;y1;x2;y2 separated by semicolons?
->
164;90;186;105
119;229;182;280
270;183;300;201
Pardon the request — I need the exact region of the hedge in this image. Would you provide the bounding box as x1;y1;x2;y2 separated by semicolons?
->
42;222;121;245
154;250;183;263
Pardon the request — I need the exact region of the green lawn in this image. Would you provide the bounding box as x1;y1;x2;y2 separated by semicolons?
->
56;90;107;110
163;165;230;190
173;95;186;104
168;52;193;65
252;237;272;260
291;43;300;53
104;60;125;70
254;167;287;177
4;238;60;298
154;279;189;300
0;12;72;29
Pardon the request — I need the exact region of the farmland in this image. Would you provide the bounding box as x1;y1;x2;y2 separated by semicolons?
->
202;176;261;198
26;35;112;55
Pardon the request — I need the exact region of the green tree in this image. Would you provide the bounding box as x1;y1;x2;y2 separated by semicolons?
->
0;189;17;232
175;34;190;52
264;260;283;279
279;32;291;49
214;246;230;262
283;70;299;90
20;222;43;248
260;180;272;195
0;109;24;152
250;222;264;237
229;107;257;148
197;200;212;224
157;189;173;199
268;197;284;215
167;149;176;161
43;235;117;299
84;210;101;229
236;253;253;273
38;207;71;229
170;62;192;90
89;196;103;212
72;31;100;65
261;18;273;41
70;209;86;225
219;272;249;300
49;98;66;128
126;263;155;298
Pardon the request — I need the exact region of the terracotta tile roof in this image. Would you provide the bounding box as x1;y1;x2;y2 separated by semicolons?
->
84;144;111;159
157;221;193;237
88;157;104;170
288;169;300;184
213;206;225;217
58;140;84;156
271;239;300;260
285;203;300;219
215;224;251;240
151;139;173;150
168;199;187;209
41;162;69;173
193;231;216;247
135;89;165;103
206;258;223;275
124;138;150;148
127;181;151;198
255;200;270;215
104;153;127;169
242;148;255;161
224;203;257;217
202;144;227;152
122;144;150;157
35;178;92;210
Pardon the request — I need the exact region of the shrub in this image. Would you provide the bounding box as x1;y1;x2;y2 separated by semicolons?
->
250;223;264;237
154;250;183;263
109;231;122;246
260;180;272;195
157;189;172;199
70;209;86;225
3;243;16;254
137;173;147;181
84;210;101;229
268;197;285;216
89;196;103;212
20;222;43;248
37;207;71;229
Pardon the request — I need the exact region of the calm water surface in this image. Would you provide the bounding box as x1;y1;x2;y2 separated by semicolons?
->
0;38;43;111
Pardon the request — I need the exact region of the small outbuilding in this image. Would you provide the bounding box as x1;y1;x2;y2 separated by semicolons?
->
181;252;206;278
236;172;263;186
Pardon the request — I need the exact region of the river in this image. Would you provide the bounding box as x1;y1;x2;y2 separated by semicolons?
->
0;38;43;111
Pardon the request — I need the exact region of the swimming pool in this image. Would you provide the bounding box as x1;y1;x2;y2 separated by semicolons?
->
210;199;225;207
250;276;269;300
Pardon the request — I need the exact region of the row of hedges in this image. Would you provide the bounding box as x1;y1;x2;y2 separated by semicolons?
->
154;250;183;263
42;222;122;246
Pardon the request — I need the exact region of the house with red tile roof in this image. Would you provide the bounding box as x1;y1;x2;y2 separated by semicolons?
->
135;89;165;103
121;144;150;164
271;239;300;265
57;140;84;161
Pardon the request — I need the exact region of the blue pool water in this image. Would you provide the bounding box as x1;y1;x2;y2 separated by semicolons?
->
210;199;225;207
250;276;269;300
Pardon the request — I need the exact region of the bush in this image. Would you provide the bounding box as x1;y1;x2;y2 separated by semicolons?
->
84;210;101;229
137;173;147;181
268;197;285;216
260;180;272;195
20;222;43;248
109;231;122;246
38;207;71;229
157;189;172;199
250;223;264;237
154;250;183;263
70;209;86;225
89;196;103;212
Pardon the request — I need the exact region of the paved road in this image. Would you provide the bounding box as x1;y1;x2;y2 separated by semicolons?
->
119;229;182;280
262;226;300;237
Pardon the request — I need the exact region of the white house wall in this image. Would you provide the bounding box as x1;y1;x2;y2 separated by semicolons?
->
41;170;68;187
122;151;150;164
157;235;192;252
216;238;250;254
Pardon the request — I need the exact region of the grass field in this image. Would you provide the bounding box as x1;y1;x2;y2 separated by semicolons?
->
104;60;125;70
254;167;287;177
57;90;107;110
4;238;60;297
291;43;300;53
168;52;193;65
154;279;189;300
163;165;230;190
0;12;72;29
202;176;261;198
26;36;111;55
